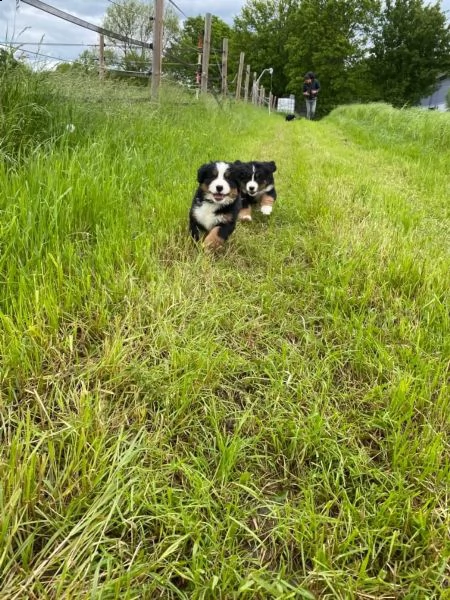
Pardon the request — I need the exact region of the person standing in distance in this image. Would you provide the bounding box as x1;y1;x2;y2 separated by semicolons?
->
303;71;320;120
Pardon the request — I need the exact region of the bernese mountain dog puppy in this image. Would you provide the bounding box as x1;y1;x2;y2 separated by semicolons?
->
236;160;277;222
189;161;242;250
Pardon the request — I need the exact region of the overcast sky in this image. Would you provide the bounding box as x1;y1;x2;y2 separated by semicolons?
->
1;0;449;67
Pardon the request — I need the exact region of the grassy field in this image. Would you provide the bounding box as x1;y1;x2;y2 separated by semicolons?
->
0;72;449;599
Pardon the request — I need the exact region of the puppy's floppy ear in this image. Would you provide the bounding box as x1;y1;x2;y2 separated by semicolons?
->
267;161;277;173
228;161;244;184
197;163;210;183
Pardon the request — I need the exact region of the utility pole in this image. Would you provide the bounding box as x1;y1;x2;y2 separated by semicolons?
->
201;13;212;94
151;0;164;100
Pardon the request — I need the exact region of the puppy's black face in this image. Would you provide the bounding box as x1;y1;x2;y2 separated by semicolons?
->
237;161;277;196
197;161;239;204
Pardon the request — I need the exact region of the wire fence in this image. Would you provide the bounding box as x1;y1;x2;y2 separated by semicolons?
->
7;1;279;111
18;0;153;49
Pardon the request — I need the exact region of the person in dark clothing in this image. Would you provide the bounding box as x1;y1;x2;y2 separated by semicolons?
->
303;71;320;119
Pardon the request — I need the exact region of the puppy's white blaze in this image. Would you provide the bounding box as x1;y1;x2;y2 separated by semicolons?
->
210;161;231;195
246;164;257;194
260;205;273;215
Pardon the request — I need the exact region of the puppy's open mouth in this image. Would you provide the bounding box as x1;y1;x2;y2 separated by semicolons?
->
213;193;225;201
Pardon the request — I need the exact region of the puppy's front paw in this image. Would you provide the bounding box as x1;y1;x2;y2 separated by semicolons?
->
238;207;252;222
260;205;273;216
204;227;225;251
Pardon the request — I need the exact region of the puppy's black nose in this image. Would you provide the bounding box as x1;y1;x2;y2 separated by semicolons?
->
216;185;223;192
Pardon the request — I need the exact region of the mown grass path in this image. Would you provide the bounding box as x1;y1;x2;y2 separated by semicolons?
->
0;85;449;599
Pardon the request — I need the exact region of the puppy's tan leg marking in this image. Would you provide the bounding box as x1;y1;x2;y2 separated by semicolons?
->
238;206;252;222
260;194;274;215
204;227;225;251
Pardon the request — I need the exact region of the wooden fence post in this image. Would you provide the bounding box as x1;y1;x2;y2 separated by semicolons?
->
259;86;265;105
221;38;228;98
244;64;250;102
252;71;257;104
201;13;212;94
235;52;245;100
99;34;105;79
151;0;164;99
196;34;202;97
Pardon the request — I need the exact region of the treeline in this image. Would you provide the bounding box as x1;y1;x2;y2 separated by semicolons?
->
50;0;450;114
164;0;450;114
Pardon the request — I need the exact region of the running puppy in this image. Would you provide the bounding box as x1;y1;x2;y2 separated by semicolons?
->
236;161;277;222
189;161;242;250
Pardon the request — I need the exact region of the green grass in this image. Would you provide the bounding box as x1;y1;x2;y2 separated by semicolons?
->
0;76;449;599
0;55;70;165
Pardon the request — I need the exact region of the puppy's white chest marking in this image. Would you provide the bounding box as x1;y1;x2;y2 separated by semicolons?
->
193;202;228;231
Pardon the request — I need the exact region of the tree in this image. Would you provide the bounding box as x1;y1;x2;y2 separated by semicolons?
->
55;47;118;75
368;0;450;107
103;0;180;73
232;0;298;99
78;48;117;73
164;16;233;89
285;0;381;114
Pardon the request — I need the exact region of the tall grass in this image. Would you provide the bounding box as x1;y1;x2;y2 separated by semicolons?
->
0;50;70;164
0;76;449;598
328;102;450;152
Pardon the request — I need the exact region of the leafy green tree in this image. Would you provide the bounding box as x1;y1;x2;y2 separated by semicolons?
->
103;0;179;73
368;0;450;107
232;0;298;98
164;16;233;89
56;48;118;75
285;0;380;115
